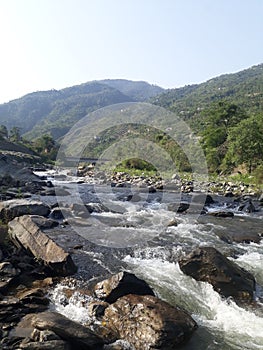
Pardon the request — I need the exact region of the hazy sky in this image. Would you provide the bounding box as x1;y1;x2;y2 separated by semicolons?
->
0;0;262;103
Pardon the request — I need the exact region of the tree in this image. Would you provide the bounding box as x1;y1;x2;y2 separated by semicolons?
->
201;102;248;172
9;127;21;142
34;134;55;154
0;125;8;139
33;134;58;161
224;115;263;173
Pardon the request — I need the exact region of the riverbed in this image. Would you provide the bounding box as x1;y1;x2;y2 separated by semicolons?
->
36;171;263;350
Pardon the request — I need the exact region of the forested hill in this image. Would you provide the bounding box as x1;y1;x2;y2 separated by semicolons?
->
152;63;263;129
152;63;263;175
0;80;163;140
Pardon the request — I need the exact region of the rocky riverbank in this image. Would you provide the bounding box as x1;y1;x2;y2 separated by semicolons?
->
0;159;263;349
77;165;262;197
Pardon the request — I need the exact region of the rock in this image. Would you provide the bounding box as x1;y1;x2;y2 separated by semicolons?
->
168;202;190;213
23;181;45;194
0;261;19;276
217;231;262;244
71;203;91;218
167;219;178;227
103;340;135;350
237;197;256;213
8;215;77;276
193;193;215;205
19;339;70;349
29;215;59;229
55;187;71;196
179;247;256;302
50;208;72;220
208;211;234;218
102;294;197;350
0;199;50;223
87;300;109;319
40;189;56;196
94;271;155;303
30;311;104;349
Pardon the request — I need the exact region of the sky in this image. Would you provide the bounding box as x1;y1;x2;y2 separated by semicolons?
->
0;0;262;104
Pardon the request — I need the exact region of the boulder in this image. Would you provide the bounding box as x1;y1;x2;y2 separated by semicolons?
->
217;231;262;244
179;247;255;302
193;193;215;205
102;294;197;350
0;261;21;292
30;311;104;349
8;215;77;276
0;199;50;223
167;202;190;213
237;197;256;213
93;271;155;303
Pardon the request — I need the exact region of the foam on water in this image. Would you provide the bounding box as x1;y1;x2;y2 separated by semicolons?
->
49;284;93;325
232;242;263;285
123;255;263;350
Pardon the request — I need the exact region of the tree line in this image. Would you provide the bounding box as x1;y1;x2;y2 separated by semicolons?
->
0;125;58;162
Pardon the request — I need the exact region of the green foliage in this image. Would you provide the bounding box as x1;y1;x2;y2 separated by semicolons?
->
199;102;249;172
32;134;58;162
153;63;263;125
9;126;21;142
120;158;156;171
0;125;8;139
224;115;263;173
83;123;192;173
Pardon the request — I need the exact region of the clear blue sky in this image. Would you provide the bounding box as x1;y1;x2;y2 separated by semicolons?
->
0;0;262;103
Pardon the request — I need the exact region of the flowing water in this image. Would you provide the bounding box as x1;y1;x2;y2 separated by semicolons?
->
37;172;263;350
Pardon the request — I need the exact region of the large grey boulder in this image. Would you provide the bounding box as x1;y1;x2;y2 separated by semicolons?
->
179;247;255;302
93;271;155;303
102;294;197;350
8;215;77;276
0;199;50;223
30;311;104;349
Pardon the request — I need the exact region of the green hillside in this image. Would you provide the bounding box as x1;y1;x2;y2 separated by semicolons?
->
99;79;164;101
152;63;263;130
76;64;263;177
0;80;163;141
0;65;262;177
152;63;263;175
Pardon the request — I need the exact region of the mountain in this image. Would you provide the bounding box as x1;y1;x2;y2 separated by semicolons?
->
152;63;263;130
0;80;164;140
99;79;164;101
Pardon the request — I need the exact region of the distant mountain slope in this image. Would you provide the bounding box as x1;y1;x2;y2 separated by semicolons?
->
152;63;263;128
0;80;164;140
99;79;164;101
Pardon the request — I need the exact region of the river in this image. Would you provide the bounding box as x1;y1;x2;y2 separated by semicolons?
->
36;172;263;350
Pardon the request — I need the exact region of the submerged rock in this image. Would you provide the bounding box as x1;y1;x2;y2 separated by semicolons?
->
179;247;255;302
8;215;77;276
93;271;155;303
208;211;234;218
102;294;197;350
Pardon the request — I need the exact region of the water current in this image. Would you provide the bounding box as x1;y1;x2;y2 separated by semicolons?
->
37;171;263;350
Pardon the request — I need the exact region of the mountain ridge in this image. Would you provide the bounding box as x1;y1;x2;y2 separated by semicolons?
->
0;64;262;141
